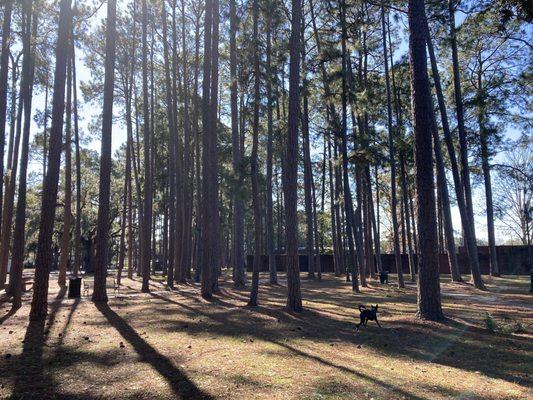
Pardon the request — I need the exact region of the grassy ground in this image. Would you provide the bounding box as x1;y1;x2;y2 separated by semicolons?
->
0;272;531;400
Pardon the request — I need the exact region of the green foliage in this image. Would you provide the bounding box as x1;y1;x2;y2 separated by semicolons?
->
484;312;527;334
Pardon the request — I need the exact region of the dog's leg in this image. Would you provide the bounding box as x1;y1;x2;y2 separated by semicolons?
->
375;318;382;328
356;316;364;330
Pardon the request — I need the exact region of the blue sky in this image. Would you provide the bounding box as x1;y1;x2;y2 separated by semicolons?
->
24;1;530;246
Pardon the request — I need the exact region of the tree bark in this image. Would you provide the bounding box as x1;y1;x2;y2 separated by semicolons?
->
301;26;315;280
209;0;220;292
432;121;461;282
285;0;303;312
248;0;261;306
381;1;403;287
162;0;176;288
447;0;485;290
426;29;475;274
230;0;246;287
93;0;117;302
30;0;72;321
117;134;129;286
180;0;193;282
408;0;444;321
72;33;82;277
140;0;152;293
8;0;36;307
58;53;72;288
476;64;499;277
265;8;277;285
0;53;25;289
0;0;14;250
340;0;359;291
399;153;416;282
200;0;220;298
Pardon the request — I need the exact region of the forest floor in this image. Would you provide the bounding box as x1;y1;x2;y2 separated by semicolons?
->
0;272;531;400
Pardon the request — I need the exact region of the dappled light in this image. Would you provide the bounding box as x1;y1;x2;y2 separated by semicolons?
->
0;0;531;398
1;273;531;399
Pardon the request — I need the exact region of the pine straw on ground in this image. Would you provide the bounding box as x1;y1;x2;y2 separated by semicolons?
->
0;272;531;400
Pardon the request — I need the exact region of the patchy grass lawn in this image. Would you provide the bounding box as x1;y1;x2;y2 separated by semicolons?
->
0;272;531;399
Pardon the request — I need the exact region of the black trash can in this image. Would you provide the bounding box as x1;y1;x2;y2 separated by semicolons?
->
68;277;82;298
379;271;389;284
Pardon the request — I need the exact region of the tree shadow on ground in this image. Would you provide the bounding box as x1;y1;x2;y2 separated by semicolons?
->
147;281;532;389
9;291;67;399
95;302;214;400
0;306;18;325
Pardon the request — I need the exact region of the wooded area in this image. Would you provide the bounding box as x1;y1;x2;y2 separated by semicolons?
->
0;0;531;398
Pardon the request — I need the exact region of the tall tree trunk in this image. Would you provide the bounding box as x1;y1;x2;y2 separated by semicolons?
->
42;71;49;177
162;194;168;275
381;2;403;287
431;119;461;282
117;134;130;286
328;137;342;276
200;0;220;298
368;166;382;273
8;0;35;307
248;0;261;306
209;0;220;292
476;64;499;277
58;53;72;288
6;53;18;175
30;0;72;321
171;0;183;283
334;142;347;278
149;21;156;276
309;0;344;278
133;86;143;276
162;0;176;288
362;169;375;277
127;138;134;279
72;34;82;277
399;153;416;282
0;55;25;289
191;9;201;282
301;25;315;280
447;0;485;290
346;47;367;286
312;176;322;280
93;0;116;302
426;17;475;282
285;0;303;312
408;0;444;321
126;0;137;281
387;18;413;282
230;0;246;287
265;8;277;285
180;0;193;281
0;0;14;248
140;0;152;293
340;0;359;291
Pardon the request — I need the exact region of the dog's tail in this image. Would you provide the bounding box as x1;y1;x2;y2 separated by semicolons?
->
358;304;366;312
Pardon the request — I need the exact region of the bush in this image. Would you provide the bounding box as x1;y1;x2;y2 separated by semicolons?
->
484;313;497;333
484;313;526;334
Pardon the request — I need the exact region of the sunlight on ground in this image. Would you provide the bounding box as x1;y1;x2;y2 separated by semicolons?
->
0;273;531;399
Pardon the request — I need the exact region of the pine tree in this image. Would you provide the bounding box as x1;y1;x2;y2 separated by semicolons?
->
285;0;303;312
30;0;72;321
408;0;444;321
93;0;117;302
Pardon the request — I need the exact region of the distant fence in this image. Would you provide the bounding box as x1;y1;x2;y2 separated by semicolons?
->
246;245;531;275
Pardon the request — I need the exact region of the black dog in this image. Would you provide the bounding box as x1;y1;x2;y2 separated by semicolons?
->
356;304;382;330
